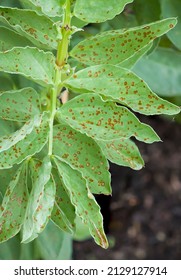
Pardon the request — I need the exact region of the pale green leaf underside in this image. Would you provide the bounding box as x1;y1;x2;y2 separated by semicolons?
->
20;0;65;18
53;124;111;195
0;163;28;243
65;64;180;115
70;18;177;66
0;27;33;52
22;157;55;243
74;0;133;23
0;7;58;50
54;157;108;249
0;113;49;169
57;94;160;143
51;168;76;234
0;47;55;86
0;87;40;122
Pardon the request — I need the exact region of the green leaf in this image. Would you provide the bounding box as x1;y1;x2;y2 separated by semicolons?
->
53;124;111;195
0;27;33;52
96;138;144;170
0;235;21;259
19;241;35;260
20;0;65;18
57;93;160;143
70;18;177;66
0;163;28;243
0;165;18;204
0;74;15;91
133;47;181;97
0;7;58;50
74;0;133;23
0;119;19;137
0;0;21;8
36;221;72;260
22;157;56;243
0;87;41;122
0;47;55;86
0;113;49;169
160;0;181;50
51;168;76;234
54;157;108;249
73;216;91;241
65;64;180;115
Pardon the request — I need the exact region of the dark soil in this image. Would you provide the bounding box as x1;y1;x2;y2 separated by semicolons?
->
73;116;181;260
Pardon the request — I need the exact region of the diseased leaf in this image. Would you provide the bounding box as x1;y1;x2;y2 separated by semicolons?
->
54;157;108;249
57;93;160;143
0;27;33;52
0;87;40;122
0;163;28;243
0;7;58;50
0;113;49;169
70;18;177;66
133;47;181;97
96;138;144;170
160;0;181;50
119;42;153;69
53;124;111;195
22;157;55;243
74;0;133;23
51;168;76;234
65;64;180;115
0;47;55;86
20;0;65;18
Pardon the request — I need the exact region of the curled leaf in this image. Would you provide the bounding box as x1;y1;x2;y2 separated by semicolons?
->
54;157;108;249
0;113;49;169
0;163;28;243
22;157;55;243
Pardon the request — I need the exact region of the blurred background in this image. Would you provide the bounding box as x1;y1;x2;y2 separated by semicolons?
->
73;0;181;260
0;0;181;260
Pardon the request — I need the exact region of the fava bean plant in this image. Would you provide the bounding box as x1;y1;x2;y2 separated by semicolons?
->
0;0;180;251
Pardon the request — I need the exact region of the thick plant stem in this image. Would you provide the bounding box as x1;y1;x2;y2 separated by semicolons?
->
56;0;71;67
48;0;72;156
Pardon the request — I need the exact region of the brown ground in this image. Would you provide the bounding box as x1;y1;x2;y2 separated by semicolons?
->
73;116;181;260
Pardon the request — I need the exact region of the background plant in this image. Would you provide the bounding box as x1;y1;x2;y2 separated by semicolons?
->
0;0;180;259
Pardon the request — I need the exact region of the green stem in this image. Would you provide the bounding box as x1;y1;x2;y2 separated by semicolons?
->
48;0;72;156
56;0;71;67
